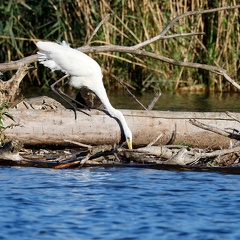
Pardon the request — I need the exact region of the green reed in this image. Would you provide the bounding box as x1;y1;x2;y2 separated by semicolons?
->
0;0;239;92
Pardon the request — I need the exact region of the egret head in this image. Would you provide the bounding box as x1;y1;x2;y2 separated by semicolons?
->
110;108;132;150
123;125;133;150
126;135;133;150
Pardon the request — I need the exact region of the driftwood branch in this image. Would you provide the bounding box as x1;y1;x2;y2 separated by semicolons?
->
0;64;29;106
189;119;240;140
1;135;240;170
0;6;239;90
120;142;240;166
0;55;38;72
226;112;240;124
112;76;147;110
147;90;162;110
133;5;239;49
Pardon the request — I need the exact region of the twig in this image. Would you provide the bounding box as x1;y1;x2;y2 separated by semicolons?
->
147;133;163;147
111;75;147;110
198;145;240;158
133;5;240;49
53;153;91;169
155;32;205;39
221;70;240;91
86;13;111;46
0;33;204;72
226;112;240;124
64;139;92;148
166;123;177;145
189;119;240;140
54;159;81;169
3;46;238;91
147;90;162;110
80;153;91;167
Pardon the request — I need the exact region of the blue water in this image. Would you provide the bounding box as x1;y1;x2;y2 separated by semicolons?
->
1;167;240;240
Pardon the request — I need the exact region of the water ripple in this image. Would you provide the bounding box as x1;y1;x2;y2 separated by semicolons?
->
1;167;240;240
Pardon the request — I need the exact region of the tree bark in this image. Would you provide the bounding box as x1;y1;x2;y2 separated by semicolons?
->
3;108;240;148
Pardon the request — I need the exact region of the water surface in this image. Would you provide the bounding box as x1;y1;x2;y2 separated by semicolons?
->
7;90;240;239
110;91;240;112
1;167;240;240
24;88;240;112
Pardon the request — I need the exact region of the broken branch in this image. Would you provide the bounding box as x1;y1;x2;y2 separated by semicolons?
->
189;119;240;140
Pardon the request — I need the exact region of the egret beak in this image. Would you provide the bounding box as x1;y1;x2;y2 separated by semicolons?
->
127;138;132;150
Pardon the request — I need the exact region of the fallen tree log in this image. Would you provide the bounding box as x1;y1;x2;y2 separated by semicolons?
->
3;108;240;148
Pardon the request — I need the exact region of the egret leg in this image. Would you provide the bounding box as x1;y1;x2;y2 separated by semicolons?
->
58;84;90;110
50;75;90;119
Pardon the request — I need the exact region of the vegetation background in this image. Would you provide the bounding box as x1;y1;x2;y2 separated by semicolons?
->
0;0;239;92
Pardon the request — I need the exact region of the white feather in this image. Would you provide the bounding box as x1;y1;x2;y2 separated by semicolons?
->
36;40;133;149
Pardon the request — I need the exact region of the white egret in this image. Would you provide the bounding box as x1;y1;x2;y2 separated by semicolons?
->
36;41;132;149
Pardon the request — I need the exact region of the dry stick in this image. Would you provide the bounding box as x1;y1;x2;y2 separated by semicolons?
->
133;5;240;49
187;145;240;161
197;145;240;158
154;32;205;39
64;139;93;149
54;158;82;169
80;153;91;167
4;42;235;90
80;45;239;90
113;77;147;110
226;112;240;124
147;133;163;147
2;57;238;92
189;119;240;140
163;145;240;164
54;153;91;169
79;6;240;89
147;90;162;110
104;69;147;110
80;7;239;89
0;55;38;72
86;13;111;46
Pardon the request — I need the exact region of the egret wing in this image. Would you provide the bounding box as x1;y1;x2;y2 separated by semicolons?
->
37;41;101;78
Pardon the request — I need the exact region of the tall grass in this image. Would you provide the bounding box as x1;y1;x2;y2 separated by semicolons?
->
0;0;239;92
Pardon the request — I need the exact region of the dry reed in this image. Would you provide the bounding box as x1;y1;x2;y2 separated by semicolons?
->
0;0;239;92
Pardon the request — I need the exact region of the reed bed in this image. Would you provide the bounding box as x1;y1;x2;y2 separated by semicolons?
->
0;0;239;92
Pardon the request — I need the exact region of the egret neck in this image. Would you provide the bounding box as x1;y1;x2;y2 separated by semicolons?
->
93;85;132;150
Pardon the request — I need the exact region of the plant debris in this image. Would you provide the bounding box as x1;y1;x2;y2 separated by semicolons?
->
1;139;240;174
